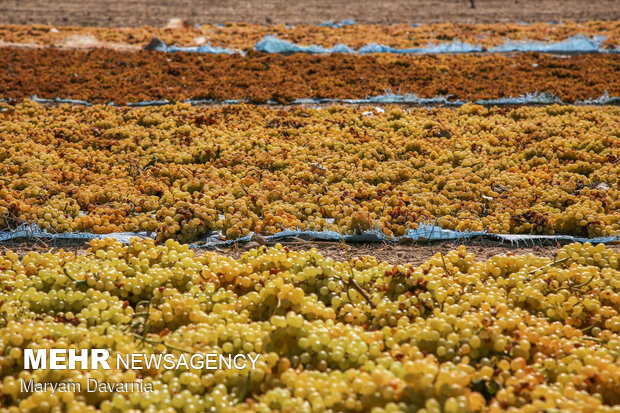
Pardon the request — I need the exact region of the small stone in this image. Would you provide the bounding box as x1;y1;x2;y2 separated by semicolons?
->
595;182;610;191
251;234;267;245
245;241;262;250
144;37;167;51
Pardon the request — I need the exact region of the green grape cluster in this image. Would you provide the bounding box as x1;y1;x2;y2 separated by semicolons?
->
0;240;619;413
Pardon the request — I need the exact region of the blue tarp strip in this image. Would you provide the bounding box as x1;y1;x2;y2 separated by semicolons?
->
1;223;618;247
20;92;620;107
317;19;356;28
122;33;617;56
0;223;155;244
254;34;616;55
152;42;242;55
187;223;620;248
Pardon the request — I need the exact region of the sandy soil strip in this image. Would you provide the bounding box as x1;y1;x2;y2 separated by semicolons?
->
0;0;618;26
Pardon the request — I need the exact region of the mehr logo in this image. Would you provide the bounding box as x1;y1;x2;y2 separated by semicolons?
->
24;349;110;369
23;348;261;371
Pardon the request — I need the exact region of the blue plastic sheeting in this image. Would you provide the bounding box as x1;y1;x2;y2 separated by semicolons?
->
255;35;482;54
285;93;465;106
284;92;617;106
13;92;620;108
1;222;618;247
0;223;155;244
152;41;242;55
488;233;620;246
401;224;486;242
476;91;619;106
357;40;482;54
578;91;620;105
317;19;355;28
488;34;607;53
474;92;563;106
355;93;465;105
184;99;245;105
32;95;93;106
255;35;355;53
255;34;617;55
186;224;620;248
128;100;171;107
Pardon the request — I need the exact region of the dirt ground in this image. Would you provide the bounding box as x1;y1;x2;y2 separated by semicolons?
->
4;240;619;266
208;241;562;264
207;241;620;265
0;0;617;27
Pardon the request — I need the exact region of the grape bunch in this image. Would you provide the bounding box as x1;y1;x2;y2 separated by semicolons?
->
0;239;619;412
1;102;618;241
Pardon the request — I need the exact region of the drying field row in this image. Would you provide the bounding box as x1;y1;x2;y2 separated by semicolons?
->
0;239;619;412
0;49;618;104
0;21;617;51
0;102;618;242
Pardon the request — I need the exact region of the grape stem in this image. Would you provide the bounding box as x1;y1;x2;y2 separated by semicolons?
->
570;274;595;290
354;280;375;308
132;312;150;317
269;297;281;318
439;253;452;276
236;372;252;404
340;241;376;309
437;253;453;310
63;268;87;284
527;257;569;277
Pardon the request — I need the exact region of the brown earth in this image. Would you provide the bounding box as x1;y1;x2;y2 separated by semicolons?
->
214;241;620;265
0;0;618;27
1;48;618;104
